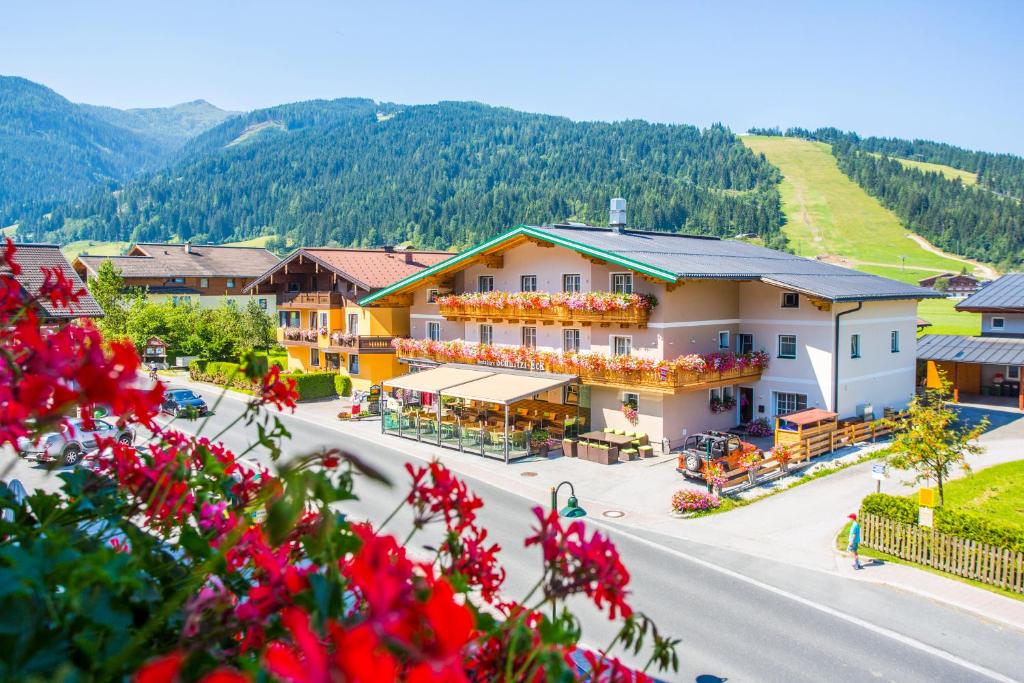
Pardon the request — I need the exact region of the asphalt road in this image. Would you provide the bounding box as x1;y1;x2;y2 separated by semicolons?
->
7;385;1024;682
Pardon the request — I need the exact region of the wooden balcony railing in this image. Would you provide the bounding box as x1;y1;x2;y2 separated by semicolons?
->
398;346;763;394
438;302;650;327
327;333;396;354
277;327;318;346
277;291;344;308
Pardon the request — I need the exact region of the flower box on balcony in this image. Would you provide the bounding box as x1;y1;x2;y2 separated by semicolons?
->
438;291;656;327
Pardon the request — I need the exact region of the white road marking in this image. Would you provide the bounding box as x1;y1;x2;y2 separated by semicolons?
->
586;518;1017;683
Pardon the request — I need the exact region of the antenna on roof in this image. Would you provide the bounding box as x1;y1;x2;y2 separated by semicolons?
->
609;198;626;233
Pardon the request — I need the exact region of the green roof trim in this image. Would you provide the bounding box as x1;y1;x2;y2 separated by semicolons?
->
358;225;678;305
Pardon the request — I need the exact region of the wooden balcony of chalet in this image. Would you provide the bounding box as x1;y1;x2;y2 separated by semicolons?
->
277;291;344;308
325;331;396;354
438;297;651;328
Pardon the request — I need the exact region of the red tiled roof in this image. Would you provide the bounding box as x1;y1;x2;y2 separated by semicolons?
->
3;244;103;318
246;248;452;294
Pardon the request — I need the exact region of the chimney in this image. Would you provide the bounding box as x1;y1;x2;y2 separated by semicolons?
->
404;251;414;264
609;198;627;232
184;241;192;255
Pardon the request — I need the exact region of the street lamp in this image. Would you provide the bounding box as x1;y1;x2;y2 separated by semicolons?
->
551;481;586;518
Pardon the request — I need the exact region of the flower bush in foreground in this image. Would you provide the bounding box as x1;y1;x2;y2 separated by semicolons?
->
671;489;722;513
0;240;678;681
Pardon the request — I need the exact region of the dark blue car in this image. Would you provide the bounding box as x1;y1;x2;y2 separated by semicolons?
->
162;389;209;418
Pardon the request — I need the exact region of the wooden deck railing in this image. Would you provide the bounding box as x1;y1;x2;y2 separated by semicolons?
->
277;291;344;307
328;334;396;354
780;415;903;462
861;513;1024;594
439;302;650;327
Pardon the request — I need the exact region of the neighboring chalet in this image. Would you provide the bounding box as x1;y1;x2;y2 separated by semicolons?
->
73;242;281;314
244;247;450;390
919;273;1024;409
361;200;938;456
4;244;102;322
918;272;983;297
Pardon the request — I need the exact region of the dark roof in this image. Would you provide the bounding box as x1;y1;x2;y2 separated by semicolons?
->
75;243;280;279
245;248;450;295
917;334;1024;365
957;274;1024;312
360;224;941;305
3;244;103;318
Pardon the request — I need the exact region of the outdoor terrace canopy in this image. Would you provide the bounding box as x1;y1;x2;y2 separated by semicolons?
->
382;366;491;393
440;369;577;405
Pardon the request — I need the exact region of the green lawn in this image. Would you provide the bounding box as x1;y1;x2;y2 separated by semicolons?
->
742;136;974;273
941;461;1024;532
916;298;980;336
60;240;130;260
869;153;978;186
224;235;278;248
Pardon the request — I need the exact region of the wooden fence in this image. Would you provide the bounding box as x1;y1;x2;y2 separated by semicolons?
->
787;416;901;463
861;513;1024;594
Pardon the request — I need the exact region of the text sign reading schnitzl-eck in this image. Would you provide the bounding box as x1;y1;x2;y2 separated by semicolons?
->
478;359;547;373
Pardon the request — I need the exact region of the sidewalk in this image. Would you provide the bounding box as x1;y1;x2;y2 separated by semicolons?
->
174;375;1024;631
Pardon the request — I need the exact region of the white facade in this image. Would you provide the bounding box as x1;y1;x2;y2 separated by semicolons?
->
149;293;277;317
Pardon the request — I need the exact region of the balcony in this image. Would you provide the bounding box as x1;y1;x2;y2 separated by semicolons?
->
437;292;654;328
277;326;318;346
326;331;396;354
395;340;766;394
277;291;344;308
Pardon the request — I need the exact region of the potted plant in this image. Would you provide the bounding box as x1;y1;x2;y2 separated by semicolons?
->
530;429;551;457
621;399;639;426
702;461;727;496
739;450;763;484
747;417;772;438
771;443;794;472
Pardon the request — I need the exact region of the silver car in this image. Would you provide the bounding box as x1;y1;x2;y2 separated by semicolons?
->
16;418;135;466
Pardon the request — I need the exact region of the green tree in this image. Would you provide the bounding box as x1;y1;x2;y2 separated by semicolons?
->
87;259;142;340
239;298;274;352
884;377;989;505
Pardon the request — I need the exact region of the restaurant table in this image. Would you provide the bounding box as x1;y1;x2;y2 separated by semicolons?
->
578;430;635;447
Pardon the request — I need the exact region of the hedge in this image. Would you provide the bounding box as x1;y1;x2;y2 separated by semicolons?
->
861;493;1024;553
289;372;338;401
334;374;353;397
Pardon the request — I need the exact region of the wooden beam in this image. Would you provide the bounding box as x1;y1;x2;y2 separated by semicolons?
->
480;254;504;269
665;280;683;292
808;298;832;312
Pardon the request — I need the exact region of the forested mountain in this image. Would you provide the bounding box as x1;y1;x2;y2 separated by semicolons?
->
750;127;1024;269
29;100;785;250
79;99;239;154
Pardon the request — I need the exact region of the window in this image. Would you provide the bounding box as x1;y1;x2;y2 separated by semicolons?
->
718;331;730;350
199;278;209;288
308;312;317;328
993;317;1005;329
226;278;235;289
520;275;538;292
348;354;360;375
522;326;537;348
563;274;581;293
777;335;797;359
427;289;439;303
319;312;328;327
427;321;441;341
479;324;493;345
1009;366;1021;380
287;282;300;292
258;298;267;310
890;330;900;353
774;392;807;415
781;292;799;308
611;273;633;294
850;334;861;359
736;333;753;354
478;275;494;293
622;392;639;411
171;295;191;306
347;313;359;333
563;329;581;353
612;335;632;356
309;348;320;367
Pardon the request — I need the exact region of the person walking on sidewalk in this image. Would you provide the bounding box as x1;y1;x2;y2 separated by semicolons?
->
848;513;862;570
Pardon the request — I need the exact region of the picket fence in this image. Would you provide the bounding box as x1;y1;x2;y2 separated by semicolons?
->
861;513;1024;594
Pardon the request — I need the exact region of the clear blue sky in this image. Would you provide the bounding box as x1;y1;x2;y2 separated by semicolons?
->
3;0;1022;153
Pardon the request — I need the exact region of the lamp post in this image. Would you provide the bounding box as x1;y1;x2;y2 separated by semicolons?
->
550;481;586;518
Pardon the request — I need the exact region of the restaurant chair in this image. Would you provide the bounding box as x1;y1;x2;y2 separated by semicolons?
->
638;444;655;458
619;447;638;462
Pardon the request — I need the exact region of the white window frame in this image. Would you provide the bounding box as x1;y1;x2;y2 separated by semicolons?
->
308;311;317;328
426;288;439;304
781;292;800;308
348;353;360;375
479;324;493;345
622;391;639;411
426;321;441;341
610;272;633;294
850;334;861;359
562;273;581;293
563;328;581;353
778;334;797;359
319;312;329;327
520;275;538;292
718;330;730;350
309;348;320;367
522;326;537;348
890;330;900;353
992;317;1005;329
736;333;753;354
199;277;209;288
773;391;807;416
1008;365;1021;380
611;335;632;357
347;312;360;333
226;278;235;289
709;387;721;402
478;275;494;293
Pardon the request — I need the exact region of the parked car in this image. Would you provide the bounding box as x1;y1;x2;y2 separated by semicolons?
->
16;418;135;466
677;430;757;478
162;389;209;418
